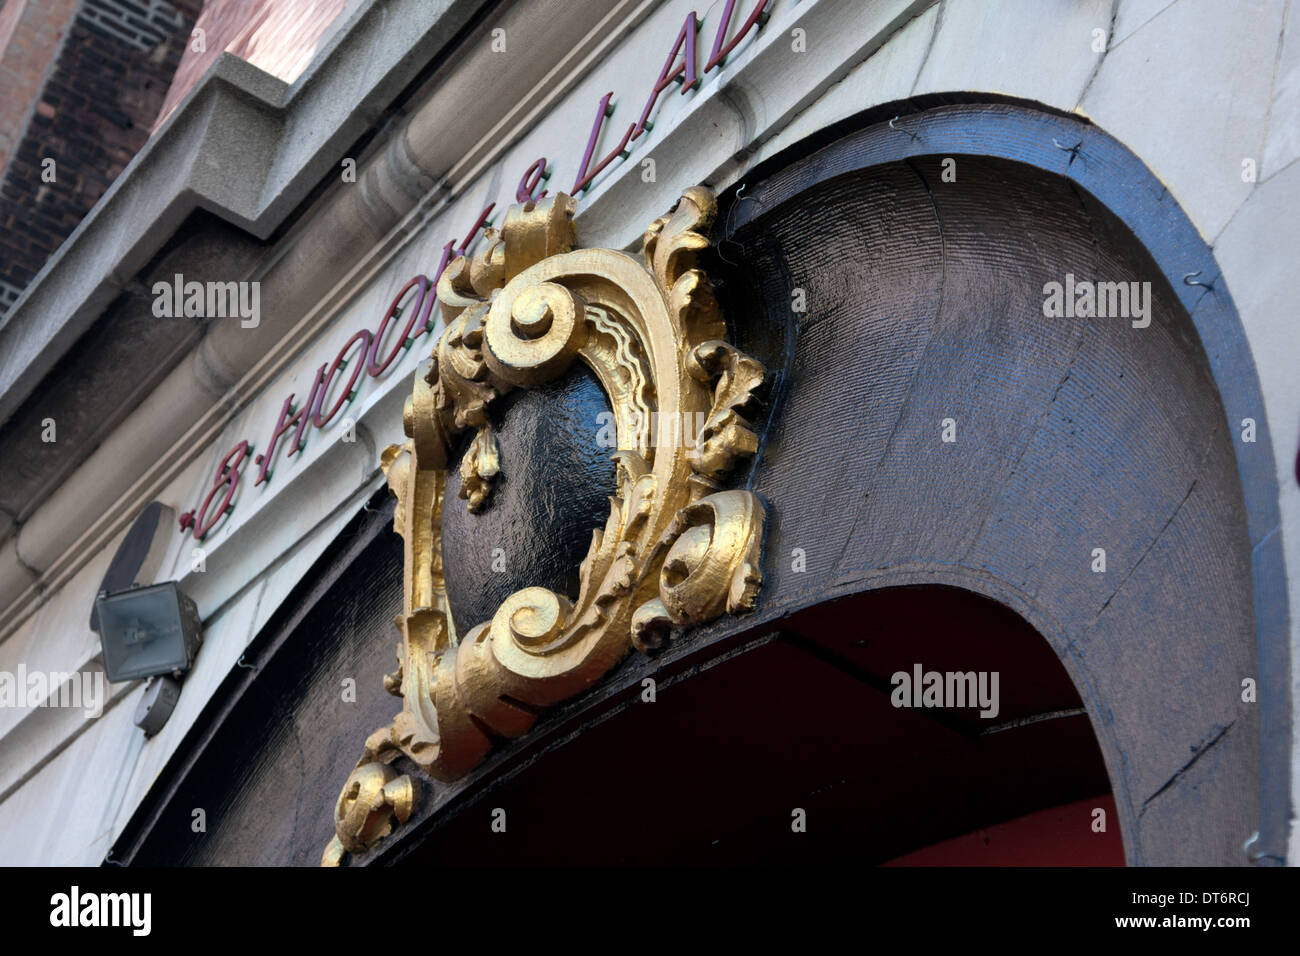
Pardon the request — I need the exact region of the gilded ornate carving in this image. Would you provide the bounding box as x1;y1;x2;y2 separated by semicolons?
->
321;727;415;866
325;187;767;864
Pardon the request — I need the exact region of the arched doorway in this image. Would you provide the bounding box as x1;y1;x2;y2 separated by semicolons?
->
392;586;1122;866
106;102;1288;869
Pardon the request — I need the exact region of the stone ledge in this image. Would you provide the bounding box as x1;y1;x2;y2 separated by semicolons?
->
0;0;487;428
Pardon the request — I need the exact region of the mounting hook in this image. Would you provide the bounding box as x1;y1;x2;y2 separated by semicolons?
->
1242;831;1285;865
1052;137;1083;167
889;115;920;142
718;182;751;266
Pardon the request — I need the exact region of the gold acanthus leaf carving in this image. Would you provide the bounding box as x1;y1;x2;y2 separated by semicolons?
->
321;727;415;866
687;340;765;480
325;187;768;865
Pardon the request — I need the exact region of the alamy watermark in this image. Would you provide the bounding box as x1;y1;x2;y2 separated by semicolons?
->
890;664;1000;719
152;273;260;328
594;410;709;449
50;886;150;936
1042;274;1151;328
0;665;104;718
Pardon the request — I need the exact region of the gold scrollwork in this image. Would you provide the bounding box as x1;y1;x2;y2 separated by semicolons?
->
321;727;416;866
325;187;767;864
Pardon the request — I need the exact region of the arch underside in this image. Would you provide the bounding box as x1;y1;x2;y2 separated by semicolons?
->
711;103;1282;866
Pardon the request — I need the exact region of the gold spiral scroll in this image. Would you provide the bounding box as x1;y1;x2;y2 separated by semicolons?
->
324;187;768;865
631;489;766;653
487;281;588;386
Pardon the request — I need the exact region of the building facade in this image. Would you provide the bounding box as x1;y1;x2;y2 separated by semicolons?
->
0;0;1296;866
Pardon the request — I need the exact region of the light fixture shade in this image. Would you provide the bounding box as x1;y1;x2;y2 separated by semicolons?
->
95;582;203;683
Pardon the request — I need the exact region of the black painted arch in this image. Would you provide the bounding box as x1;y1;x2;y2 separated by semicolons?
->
718;99;1291;865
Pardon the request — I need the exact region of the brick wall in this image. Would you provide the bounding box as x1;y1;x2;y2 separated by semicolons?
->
0;1;82;177
0;0;201;315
